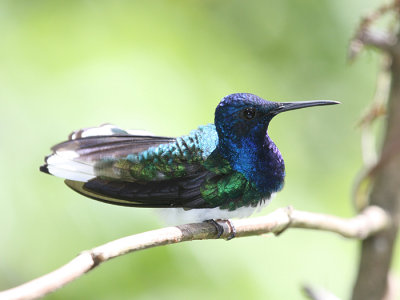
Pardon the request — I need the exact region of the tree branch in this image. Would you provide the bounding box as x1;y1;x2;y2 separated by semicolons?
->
0;206;389;300
349;0;400;61
349;29;397;60
350;2;400;300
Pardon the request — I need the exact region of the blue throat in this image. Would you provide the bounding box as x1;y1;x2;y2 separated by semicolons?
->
216;129;285;195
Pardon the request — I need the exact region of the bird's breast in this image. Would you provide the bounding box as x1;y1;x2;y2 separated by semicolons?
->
229;136;285;195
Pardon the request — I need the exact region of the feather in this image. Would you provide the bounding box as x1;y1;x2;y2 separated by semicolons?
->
42;124;236;210
51;135;175;162
41;124;175;182
65;170;212;208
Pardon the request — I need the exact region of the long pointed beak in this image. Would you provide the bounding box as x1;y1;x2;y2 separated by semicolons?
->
272;100;340;115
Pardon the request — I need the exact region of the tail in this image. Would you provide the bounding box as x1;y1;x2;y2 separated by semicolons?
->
40;150;96;182
40;124;128;182
40;124;173;182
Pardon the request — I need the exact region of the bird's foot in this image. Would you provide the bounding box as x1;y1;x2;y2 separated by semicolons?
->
204;219;236;240
224;219;236;240
205;219;224;238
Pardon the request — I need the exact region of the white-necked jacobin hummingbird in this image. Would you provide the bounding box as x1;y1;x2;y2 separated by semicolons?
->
40;93;338;226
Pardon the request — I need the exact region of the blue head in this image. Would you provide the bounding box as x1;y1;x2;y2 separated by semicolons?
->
214;93;338;193
215;93;338;148
215;93;279;147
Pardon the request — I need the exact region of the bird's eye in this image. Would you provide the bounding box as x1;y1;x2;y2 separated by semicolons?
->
241;107;256;120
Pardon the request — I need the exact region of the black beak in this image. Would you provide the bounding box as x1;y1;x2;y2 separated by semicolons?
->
272;100;340;115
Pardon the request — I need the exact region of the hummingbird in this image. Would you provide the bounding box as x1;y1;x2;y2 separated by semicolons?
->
40;93;338;234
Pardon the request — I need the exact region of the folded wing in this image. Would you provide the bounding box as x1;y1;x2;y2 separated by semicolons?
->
41;124;221;209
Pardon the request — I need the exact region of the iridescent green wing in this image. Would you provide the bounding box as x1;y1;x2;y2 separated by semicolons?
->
69;149;263;210
63;125;222;208
45;124;262;209
89;125;217;182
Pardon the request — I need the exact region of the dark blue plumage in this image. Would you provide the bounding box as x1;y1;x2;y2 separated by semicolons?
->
40;93;338;223
215;94;285;195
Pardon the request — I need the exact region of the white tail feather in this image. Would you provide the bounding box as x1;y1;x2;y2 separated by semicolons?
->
44;124;153;182
46;151;95;182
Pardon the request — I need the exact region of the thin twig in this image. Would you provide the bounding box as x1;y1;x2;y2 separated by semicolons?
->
0;205;389;300
352;57;391;211
349;0;399;60
361;29;396;53
349;29;397;60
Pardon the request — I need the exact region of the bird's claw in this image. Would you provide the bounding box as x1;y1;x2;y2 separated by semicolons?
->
225;219;236;240
205;219;224;238
204;219;236;240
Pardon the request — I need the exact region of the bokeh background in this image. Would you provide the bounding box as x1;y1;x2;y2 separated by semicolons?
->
1;0;399;299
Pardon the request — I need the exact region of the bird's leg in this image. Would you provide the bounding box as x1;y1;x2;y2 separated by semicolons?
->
223;219;236;240
204;219;236;240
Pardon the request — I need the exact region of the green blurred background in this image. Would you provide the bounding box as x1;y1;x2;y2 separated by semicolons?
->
1;0;398;299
